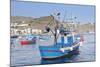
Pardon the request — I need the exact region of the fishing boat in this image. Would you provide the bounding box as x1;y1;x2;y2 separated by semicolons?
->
18;34;37;45
11;35;19;38
38;13;84;59
39;32;83;59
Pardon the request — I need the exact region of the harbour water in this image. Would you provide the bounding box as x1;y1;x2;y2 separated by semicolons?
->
10;33;95;66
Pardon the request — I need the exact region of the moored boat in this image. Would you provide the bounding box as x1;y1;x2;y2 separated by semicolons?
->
38;13;84;59
39;33;82;59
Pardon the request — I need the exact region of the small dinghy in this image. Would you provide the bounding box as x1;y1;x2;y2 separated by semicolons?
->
11;35;19;38
18;35;37;45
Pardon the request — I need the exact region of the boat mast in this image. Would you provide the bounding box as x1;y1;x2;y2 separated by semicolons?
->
52;12;60;45
45;12;60;45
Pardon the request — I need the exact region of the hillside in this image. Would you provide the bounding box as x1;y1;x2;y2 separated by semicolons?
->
11;16;34;23
11;16;95;33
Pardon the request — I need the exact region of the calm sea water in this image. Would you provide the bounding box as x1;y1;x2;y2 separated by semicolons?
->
10;33;95;66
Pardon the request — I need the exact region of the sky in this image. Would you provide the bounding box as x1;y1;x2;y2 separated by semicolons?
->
11;0;95;23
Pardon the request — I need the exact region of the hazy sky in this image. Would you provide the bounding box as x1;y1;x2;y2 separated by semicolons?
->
11;1;95;23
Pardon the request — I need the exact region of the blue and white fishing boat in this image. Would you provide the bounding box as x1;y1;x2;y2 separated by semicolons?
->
39;33;82;59
38;13;84;60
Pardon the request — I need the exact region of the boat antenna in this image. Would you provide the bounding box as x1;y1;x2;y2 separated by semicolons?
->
62;10;67;23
